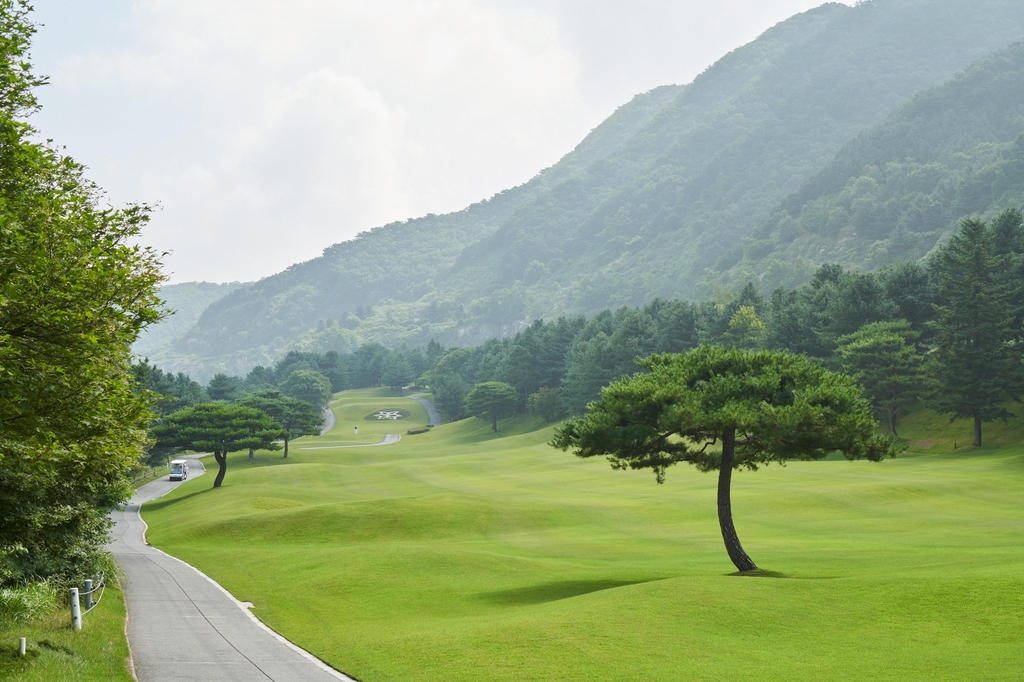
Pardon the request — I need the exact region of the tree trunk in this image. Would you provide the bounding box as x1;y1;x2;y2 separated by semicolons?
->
974;414;982;447
887;406;898;436
248;447;254;459
718;428;758;572
213;451;227;488
491;413;497;432
283;437;289;458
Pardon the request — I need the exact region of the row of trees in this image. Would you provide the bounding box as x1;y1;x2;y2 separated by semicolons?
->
429;210;1024;444
147;208;1024;443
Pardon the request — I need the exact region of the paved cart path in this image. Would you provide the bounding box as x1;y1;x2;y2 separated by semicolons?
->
299;433;400;450
321;406;337;435
408;393;442;426
109;456;356;682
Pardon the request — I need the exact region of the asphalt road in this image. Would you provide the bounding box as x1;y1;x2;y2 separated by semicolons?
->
321;406;336;435
298;434;401;450
408;393;442;426
109;456;356;682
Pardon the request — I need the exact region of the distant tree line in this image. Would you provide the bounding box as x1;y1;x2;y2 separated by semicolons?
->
141;209;1024;444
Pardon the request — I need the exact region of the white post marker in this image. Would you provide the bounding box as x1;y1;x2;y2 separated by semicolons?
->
70;588;81;631
84;579;93;610
19;637;26;656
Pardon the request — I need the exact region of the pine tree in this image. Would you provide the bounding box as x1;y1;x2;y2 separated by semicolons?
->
931;218;1023;446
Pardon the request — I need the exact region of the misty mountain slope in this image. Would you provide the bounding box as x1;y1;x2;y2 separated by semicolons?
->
437;0;1024;317
162;0;1024;379
165;83;683;368
133;281;246;357
738;40;1024;283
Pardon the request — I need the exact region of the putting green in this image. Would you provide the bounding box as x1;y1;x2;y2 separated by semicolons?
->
143;388;1024;681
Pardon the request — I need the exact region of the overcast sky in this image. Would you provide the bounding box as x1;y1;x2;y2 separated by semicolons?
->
30;1;844;284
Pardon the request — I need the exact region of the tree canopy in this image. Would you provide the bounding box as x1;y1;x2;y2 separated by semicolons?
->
465;382;518;432
279;369;333;409
931;217;1023;445
552;345;897;572
837;320;930;435
0;2;164;583
235;390;323;458
151;404;287;488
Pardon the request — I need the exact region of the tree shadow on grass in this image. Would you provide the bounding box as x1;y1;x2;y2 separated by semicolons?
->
727;569;840;579
143;488;213;512
478;579;662;606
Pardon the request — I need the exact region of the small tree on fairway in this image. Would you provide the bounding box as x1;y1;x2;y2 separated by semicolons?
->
280;370;333;409
465;381;518;432
932;217;1023;446
236;391;324;458
552;345;896;572
151;404;287;488
837;320;930;436
528;387;567;424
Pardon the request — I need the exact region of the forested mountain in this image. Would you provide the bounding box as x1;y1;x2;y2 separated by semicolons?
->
150;0;1024;381
133;281;246;357
739;40;1024;286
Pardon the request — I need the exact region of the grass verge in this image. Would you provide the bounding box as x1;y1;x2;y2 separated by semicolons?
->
0;584;133;681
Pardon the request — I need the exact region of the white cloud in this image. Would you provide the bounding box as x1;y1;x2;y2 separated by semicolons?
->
29;0;846;282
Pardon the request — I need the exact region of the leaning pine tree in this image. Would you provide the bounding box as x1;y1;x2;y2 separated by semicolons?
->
552;345;897;572
152;404;287;488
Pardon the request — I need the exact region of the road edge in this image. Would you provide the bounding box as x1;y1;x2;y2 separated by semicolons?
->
130;457;361;682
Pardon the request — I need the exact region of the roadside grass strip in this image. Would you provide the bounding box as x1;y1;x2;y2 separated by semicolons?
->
142;388;1024;681
0;584;133;681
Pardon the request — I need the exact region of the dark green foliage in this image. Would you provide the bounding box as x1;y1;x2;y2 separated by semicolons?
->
465;382;518;432
151;404;287;488
235;390;323;458
552;345;897;571
432;373;469;422
528;387;566;424
133;360;208;416
279;370;333;409
0;2;164;584
837;321;931;435
931;217;1023;445
206;373;242;402
381;354;412;394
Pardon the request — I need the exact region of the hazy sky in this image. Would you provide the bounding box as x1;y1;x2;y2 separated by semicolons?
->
30;1;843;284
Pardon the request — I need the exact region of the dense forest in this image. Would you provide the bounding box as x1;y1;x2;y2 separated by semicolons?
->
138;0;1024;383
141;208;1024;447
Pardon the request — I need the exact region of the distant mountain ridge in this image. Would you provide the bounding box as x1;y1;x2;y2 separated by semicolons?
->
147;0;1024;381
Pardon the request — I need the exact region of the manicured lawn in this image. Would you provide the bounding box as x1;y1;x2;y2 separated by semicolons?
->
0;585;134;681
143;387;1024;681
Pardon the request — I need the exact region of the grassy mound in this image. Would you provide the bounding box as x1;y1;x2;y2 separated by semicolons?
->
142;388;1024;681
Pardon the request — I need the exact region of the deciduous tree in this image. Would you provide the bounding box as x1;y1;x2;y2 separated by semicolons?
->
279;369;333;409
528;387;566;424
465;382;518;432
0;2;164;583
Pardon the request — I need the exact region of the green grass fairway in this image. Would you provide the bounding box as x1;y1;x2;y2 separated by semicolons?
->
142;388;1024;681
